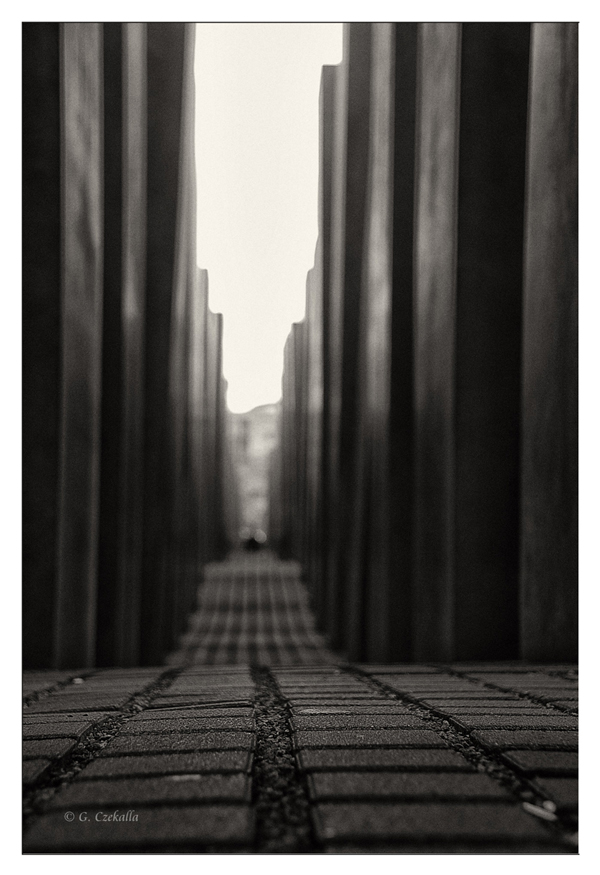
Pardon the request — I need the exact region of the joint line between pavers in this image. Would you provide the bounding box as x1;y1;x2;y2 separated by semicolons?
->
23;665;188;831
250;665;318;853
23;669;100;708
437;664;578;716
340;664;576;848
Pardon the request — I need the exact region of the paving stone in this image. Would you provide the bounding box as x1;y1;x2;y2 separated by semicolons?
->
164;666;241;674
448;664;533;672
79;751;253;779
285;693;381;700
451;715;578;730
154;696;253;707
275;674;365;682
162;677;253;684
282;691;372;699
23;804;254;851
296;748;474;772
279;685;368;699
391;682;487;691
23;721;93;739
23;671;76;683
132;707;253;720
500;750;578;775
471;730;578;750
276;681;366;688
293;715;429;731
430;705;552;713
376;681;482;693
358;666;442;674
48;773;251;808
466;674;576;688
515;686;577;699
121;716;253;734
165;687;255;697
291;705;413;715
169;676;253;687
23;738;77;759
456;665;576;674
530;777;578;808
149;699;252;710
294;729;447;749
23;758;51;784
24;697;127;714
308;772;510;801
99;731;253;755
324;841;571;854
285;699;385;709
85;675;160;682
312;802;552;842
88;670;161;677
56;683;145;692
23;711;112;723
297;748;474;772
417;693;519;701
168;684;256;692
22;680;59;695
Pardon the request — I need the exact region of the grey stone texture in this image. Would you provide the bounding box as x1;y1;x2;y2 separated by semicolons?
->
297;749;474;772
275;21;576;666
501;751;578;775
24;805;255;851
78;751;253;779
48;774;251;808
308;772;510;801
23;759;51;785
23;23;232;670
312;802;553;843
294;730;448;749
120;716;253;734
471;730;578;750
23;738;77;760
23;557;578;853
520;24;578;662
99;731;253;755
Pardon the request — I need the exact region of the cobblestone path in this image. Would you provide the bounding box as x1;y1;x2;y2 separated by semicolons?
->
23;554;578;853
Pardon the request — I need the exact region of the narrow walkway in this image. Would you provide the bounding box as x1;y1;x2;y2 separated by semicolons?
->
23;555;578;853
168;552;335;665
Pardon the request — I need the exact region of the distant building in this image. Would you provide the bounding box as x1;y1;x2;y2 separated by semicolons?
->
229;402;280;542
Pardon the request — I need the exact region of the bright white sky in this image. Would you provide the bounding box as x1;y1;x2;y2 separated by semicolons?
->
194;23;343;413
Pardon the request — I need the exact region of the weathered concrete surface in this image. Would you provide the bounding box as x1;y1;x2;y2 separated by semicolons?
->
452;23;531;660
275;22;577;666
413;23;531;661
97;22;125;667
413;23;461;662
97;23;147;667
115;23;149;665
23;23;62;668
326;28;372;652
304;265;324;610
54;23;104;669
140;22;187;664
360;23;418;661
165;22;199;651
23;22;231;671
520;24;578;661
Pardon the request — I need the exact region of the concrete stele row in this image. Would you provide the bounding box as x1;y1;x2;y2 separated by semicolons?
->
272;23;577;663
23;24;236;669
